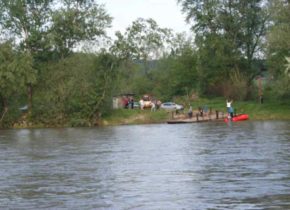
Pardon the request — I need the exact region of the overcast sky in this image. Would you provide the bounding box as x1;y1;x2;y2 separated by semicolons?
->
99;0;191;37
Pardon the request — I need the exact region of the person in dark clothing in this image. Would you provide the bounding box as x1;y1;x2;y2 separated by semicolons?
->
130;98;134;109
229;107;234;118
188;106;193;118
198;107;203;117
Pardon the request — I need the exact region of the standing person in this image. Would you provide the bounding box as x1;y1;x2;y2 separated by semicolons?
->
198;106;203;117
123;96;129;109
151;101;156;112
140;99;144;110
226;99;234;118
188;106;193;118
130;98;134;109
260;95;264;104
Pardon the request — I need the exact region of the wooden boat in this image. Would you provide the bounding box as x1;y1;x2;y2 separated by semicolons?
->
224;114;249;122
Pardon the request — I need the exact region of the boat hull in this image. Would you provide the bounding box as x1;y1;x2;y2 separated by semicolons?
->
224;114;249;122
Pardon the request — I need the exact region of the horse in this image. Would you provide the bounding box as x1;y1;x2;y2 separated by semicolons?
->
139;99;154;110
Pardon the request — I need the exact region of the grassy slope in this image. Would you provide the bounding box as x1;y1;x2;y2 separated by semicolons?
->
101;98;290;125
100;109;170;126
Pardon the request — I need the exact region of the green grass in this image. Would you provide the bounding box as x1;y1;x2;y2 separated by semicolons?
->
101;108;170;126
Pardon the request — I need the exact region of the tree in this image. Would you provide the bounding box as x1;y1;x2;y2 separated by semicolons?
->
0;0;52;51
0;0;53;112
0;41;34;123
152;33;198;100
0;0;112;58
111;18;172;80
0;0;112;114
178;0;268;96
32;52;119;126
89;52;120;119
266;0;290;76
50;0;112;58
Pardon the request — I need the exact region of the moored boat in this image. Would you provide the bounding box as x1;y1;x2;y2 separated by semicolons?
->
224;114;249;122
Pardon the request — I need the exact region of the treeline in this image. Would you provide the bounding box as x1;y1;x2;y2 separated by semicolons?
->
0;0;289;127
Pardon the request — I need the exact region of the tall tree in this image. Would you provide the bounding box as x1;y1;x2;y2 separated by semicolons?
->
150;33;198;99
178;0;268;96
89;52;120;120
0;0;52;52
0;0;112;112
111;18;172;80
0;41;34;123
154;45;198;100
266;0;290;99
266;0;290;76
34;52;119;125
0;0;52;112
50;0;112;58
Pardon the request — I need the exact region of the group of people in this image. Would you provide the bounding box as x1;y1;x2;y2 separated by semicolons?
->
186;99;235;119
124;96;236;119
122;96;134;109
187;105;209;118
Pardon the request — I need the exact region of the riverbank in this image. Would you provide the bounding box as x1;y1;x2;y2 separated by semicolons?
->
9;97;290;128
100;109;169;126
100;98;290;126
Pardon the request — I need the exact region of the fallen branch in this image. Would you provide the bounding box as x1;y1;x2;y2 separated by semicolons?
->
0;108;8;122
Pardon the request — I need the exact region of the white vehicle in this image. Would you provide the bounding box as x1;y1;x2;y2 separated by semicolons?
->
160;102;184;111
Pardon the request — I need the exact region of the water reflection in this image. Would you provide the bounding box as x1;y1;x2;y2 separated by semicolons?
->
0;121;290;209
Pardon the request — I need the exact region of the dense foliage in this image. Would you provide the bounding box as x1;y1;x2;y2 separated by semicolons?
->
0;0;289;127
178;0;268;97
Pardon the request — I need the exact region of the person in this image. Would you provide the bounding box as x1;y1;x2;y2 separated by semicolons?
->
123;96;129;109
139;99;144;110
156;100;162;109
188;106;193;118
226;99;234;118
130;98;134;109
203;105;208;116
151;101;156;112
260;95;264;104
198;106;203;117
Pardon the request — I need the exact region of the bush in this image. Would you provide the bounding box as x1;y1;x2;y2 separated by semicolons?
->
224;70;249;100
68;118;91;127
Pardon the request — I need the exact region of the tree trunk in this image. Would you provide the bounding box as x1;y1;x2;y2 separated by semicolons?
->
0;96;8;123
27;83;33;113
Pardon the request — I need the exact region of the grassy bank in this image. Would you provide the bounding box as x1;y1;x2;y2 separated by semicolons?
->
10;97;290;128
100;109;170;126
101;98;290;126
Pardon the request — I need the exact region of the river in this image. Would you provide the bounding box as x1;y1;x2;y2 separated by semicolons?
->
0;121;290;209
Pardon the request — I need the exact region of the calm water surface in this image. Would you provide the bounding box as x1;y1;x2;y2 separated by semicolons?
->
0;121;290;209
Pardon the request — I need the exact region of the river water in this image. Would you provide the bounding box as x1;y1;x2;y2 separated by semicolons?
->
0;121;290;209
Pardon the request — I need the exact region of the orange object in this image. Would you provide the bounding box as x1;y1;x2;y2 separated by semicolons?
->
224;114;249;122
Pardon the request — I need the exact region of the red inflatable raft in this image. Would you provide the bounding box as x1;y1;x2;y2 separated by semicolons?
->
224;114;249;122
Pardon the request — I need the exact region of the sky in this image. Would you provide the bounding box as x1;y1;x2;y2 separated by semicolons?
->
98;0;191;37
